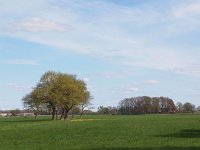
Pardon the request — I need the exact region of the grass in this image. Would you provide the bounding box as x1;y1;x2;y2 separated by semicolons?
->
0;114;200;150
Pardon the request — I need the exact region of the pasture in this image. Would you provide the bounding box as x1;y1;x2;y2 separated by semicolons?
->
0;114;200;150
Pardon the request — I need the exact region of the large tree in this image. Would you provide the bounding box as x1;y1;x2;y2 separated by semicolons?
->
23;71;91;120
55;73;88;120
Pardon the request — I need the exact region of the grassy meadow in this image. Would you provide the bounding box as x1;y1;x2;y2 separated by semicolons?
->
0;114;200;150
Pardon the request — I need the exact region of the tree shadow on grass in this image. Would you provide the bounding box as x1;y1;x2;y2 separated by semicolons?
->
77;129;200;150
159;129;200;138
70;146;200;150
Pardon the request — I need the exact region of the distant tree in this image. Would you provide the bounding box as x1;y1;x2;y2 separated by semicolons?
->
142;96;152;114
151;97;160;113
79;100;92;118
197;106;200;112
192;104;196;114
183;102;193;113
166;98;176;113
176;102;183;114
97;106;109;114
82;110;94;115
70;106;81;119
107;106;118;115
10;109;21;116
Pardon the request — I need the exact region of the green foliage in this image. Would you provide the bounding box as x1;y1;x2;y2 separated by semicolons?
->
176;102;196;114
183;102;194;113
22;71;91;120
0;115;200;149
10;109;21;116
97;106;109;114
118;96;176;114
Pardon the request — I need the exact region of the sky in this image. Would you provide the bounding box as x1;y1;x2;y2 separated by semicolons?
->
1;0;200;110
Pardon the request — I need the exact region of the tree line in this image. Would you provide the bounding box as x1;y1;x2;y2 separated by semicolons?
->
22;71;91;120
118;96;176;115
97;97;198;115
97;96;176;115
176;102;196;114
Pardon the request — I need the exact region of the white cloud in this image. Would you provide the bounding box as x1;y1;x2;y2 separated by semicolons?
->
83;77;90;82
165;1;200;35
127;87;139;92
173;2;200;18
145;80;160;84
121;46;193;73
174;63;200;76
12;17;68;32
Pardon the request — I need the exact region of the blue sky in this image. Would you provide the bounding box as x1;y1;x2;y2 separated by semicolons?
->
1;0;200;110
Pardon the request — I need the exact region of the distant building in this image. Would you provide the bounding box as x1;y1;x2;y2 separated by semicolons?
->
0;113;12;117
16;113;34;116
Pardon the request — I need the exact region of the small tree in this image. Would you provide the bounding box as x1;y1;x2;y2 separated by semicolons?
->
176;102;183;114
97;106;109;114
10;109;21;116
23;87;45;119
79;98;92;118
183;102;193;113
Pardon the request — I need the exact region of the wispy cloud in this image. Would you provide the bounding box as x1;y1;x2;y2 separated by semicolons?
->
83;77;90;82
6;83;32;92
102;72;121;79
173;1;200;18
1;59;39;65
174;64;200;76
127;87;139;92
0;0;200;76
145;80;160;85
12;17;68;32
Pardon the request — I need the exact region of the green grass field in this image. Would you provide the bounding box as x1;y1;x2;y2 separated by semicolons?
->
0;114;200;150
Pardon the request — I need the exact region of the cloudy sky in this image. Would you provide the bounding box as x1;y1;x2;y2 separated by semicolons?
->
1;0;200;110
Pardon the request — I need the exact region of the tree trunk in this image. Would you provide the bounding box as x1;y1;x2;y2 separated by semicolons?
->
35;111;38;119
35;107;39;119
60;109;65;120
52;107;56;120
64;109;69;119
56;109;58;120
80;105;84;118
80;112;83;118
71;107;75;119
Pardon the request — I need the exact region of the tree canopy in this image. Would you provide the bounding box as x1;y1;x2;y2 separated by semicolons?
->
118;96;176;115
22;71;91;120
